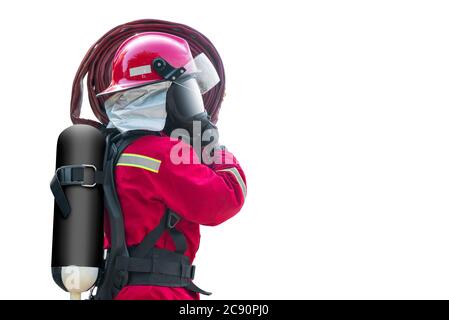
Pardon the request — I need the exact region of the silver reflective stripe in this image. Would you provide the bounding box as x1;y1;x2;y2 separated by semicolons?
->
217;167;247;199
129;65;152;77
116;153;161;173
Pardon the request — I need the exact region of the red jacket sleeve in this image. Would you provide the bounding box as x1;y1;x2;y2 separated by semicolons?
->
155;140;246;226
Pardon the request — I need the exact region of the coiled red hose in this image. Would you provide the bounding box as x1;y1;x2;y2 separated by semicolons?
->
70;19;225;128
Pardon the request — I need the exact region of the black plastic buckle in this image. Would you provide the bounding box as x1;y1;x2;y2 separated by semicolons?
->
190;265;196;280
153;57;186;81
56;164;98;187
166;210;181;229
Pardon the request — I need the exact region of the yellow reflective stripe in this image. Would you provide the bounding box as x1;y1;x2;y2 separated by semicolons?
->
116;163;159;173
116;153;162;173
121;153;161;163
217;167;247;199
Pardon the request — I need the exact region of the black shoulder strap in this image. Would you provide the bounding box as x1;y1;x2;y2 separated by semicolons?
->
132;209;186;258
95;130;158;300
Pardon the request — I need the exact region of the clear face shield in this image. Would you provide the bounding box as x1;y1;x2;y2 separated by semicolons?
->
179;53;221;95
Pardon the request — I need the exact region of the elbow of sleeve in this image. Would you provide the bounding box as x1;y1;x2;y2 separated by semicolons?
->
209;176;246;226
206;196;245;227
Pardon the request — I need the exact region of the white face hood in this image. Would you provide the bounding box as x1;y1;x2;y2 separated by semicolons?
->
104;81;172;132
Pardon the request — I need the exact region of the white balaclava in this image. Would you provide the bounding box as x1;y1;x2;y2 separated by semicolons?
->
104;81;172;132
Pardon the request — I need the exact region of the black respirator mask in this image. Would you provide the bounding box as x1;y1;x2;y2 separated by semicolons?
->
153;53;220;146
164;78;217;145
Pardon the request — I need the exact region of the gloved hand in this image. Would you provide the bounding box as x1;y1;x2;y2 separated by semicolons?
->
199;114;218;147
164;111;218;148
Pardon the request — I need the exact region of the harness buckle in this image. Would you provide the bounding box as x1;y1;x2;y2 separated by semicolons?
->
166;210;181;229
190;265;196;280
80;164;98;187
55;164;98;187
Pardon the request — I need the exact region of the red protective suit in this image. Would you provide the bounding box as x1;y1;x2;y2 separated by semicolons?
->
104;134;246;300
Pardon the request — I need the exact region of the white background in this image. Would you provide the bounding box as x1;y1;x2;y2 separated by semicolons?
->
0;0;448;299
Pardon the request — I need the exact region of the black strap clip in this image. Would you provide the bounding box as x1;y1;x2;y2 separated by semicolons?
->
50;164;103;218
56;164;100;187
166;210;181;229
190;265;196;280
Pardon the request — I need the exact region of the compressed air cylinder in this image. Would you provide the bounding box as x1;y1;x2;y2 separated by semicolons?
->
51;125;105;299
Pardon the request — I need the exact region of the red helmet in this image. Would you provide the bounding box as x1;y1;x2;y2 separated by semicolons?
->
98;32;194;96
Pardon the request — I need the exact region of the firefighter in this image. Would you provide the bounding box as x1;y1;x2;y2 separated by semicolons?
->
96;32;246;300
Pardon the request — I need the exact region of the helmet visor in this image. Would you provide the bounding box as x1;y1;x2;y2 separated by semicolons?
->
176;53;220;94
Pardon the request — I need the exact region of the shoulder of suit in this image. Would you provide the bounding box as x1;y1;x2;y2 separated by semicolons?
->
128;134;193;162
